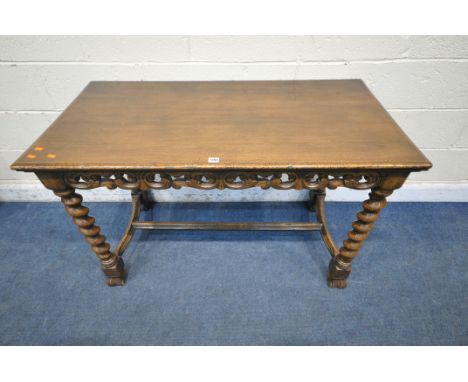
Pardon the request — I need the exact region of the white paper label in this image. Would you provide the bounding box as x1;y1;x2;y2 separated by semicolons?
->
208;157;220;163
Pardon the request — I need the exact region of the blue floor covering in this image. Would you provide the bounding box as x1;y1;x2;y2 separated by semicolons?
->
0;201;467;345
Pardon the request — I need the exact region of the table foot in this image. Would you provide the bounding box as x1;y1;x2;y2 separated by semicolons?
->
327;255;352;288
107;267;127;286
327;275;347;289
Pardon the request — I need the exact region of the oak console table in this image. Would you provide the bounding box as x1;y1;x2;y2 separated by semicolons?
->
11;80;431;288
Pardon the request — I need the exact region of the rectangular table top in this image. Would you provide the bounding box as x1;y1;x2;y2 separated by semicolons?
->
11;80;431;172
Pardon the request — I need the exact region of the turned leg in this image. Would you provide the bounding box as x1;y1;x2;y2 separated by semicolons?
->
54;187;127;286
328;174;408;288
37;172;126;286
307;190;317;211
140;190;154;211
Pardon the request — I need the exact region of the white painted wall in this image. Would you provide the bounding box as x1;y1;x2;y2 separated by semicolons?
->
1;36;467;201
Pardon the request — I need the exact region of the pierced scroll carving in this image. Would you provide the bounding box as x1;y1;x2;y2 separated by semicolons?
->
324;173;381;190
63;171;381;191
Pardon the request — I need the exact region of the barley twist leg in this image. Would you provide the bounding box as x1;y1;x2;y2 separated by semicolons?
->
328;187;392;289
54;187;126;286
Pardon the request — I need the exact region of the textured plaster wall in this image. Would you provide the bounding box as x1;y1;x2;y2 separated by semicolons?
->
0;36;467;201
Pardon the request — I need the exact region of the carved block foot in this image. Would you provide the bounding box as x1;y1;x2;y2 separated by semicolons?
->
107;271;127;287
103;256;127;287
327;255;351;288
327;276;347;289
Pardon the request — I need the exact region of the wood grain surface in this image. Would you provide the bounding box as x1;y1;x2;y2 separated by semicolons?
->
11;80;431;172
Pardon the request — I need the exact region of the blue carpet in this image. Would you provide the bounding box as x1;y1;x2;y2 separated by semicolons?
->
0;201;466;345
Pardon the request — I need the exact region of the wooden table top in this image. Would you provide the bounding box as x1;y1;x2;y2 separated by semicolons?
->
11;80;431;172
